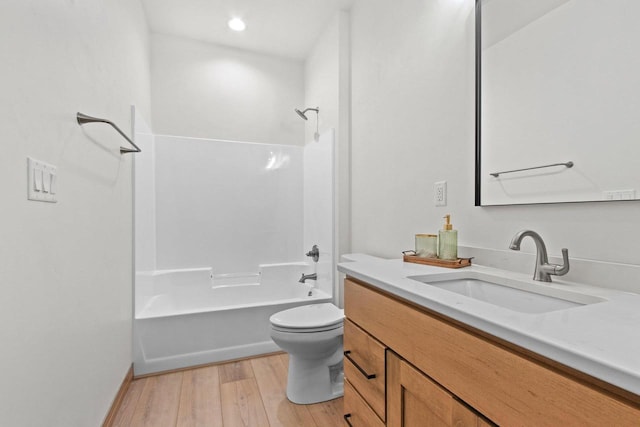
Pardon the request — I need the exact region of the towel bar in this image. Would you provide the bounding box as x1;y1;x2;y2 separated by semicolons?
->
77;112;141;154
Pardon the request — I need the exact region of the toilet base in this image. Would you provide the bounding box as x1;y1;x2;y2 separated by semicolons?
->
286;347;344;404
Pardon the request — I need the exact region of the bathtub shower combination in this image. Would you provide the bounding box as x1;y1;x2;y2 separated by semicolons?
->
133;109;336;375
134;263;331;375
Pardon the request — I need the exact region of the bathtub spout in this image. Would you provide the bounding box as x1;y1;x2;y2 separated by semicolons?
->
299;273;317;283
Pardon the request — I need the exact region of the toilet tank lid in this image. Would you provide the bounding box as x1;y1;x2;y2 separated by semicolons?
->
270;303;344;329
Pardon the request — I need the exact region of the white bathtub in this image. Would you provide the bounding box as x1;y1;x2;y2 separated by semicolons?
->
133;263;332;375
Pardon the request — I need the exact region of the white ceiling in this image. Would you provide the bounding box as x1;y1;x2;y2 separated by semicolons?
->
141;0;354;60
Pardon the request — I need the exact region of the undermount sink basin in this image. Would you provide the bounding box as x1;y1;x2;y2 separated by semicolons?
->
408;271;606;314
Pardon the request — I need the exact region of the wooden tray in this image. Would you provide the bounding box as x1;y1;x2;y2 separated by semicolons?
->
403;255;472;269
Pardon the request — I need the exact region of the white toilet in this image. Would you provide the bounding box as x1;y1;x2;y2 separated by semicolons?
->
269;303;345;404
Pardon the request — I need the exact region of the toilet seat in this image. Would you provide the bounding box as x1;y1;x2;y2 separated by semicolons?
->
270;303;344;333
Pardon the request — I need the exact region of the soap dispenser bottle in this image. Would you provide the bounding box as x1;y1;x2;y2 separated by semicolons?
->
438;214;458;260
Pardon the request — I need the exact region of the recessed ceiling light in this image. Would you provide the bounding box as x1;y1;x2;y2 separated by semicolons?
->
228;18;246;32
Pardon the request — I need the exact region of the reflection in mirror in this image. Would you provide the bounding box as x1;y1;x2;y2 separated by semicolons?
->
476;0;640;205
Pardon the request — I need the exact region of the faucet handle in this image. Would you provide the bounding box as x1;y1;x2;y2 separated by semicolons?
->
555;248;570;276
306;245;320;262
544;248;570;277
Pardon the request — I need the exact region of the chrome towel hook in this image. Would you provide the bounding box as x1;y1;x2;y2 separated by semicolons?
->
77;112;141;154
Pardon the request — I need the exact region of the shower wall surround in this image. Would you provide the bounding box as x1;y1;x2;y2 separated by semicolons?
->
304;129;335;298
154;135;304;273
134;109;156;272
135;111;335;296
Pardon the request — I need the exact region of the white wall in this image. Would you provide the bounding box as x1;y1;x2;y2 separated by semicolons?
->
305;10;351;304
0;1;150;426
350;0;640;278
151;33;305;145
304;15;340;145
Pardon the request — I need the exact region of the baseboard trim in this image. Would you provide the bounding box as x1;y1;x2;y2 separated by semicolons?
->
102;364;133;427
133;340;282;377
133;350;285;379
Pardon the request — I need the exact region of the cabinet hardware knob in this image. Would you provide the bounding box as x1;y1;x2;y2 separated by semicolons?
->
344;350;377;380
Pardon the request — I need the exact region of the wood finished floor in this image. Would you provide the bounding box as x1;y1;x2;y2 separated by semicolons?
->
112;353;344;427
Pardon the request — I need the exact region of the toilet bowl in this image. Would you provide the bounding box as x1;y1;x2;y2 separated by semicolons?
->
269;303;344;404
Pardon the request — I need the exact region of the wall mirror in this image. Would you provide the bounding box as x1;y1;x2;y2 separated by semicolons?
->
475;0;640;206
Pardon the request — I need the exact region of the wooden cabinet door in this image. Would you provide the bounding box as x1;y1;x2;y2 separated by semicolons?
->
387;352;489;427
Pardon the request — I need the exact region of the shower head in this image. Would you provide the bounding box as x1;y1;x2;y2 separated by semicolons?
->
294;107;319;120
294;108;308;120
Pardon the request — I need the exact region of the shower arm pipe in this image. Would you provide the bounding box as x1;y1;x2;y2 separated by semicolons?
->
314;110;319;140
294;106;320;141
76;112;141;154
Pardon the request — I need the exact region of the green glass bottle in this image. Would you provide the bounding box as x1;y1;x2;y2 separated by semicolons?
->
438;214;458;260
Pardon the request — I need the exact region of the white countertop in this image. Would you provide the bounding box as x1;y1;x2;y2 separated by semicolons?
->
338;254;640;396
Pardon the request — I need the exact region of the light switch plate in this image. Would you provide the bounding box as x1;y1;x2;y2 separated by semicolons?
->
28;157;57;203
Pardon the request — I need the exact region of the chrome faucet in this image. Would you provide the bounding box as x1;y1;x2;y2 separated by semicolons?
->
509;230;570;282
299;273;317;283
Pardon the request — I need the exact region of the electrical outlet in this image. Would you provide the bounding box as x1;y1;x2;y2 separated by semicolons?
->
434;181;447;206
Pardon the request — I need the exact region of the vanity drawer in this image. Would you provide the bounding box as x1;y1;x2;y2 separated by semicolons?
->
343;380;385;427
343;319;386;420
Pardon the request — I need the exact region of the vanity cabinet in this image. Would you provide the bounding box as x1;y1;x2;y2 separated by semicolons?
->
343;278;640;426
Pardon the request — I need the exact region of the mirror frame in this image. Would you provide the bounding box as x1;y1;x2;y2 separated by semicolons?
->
473;0;639;207
475;0;482;206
